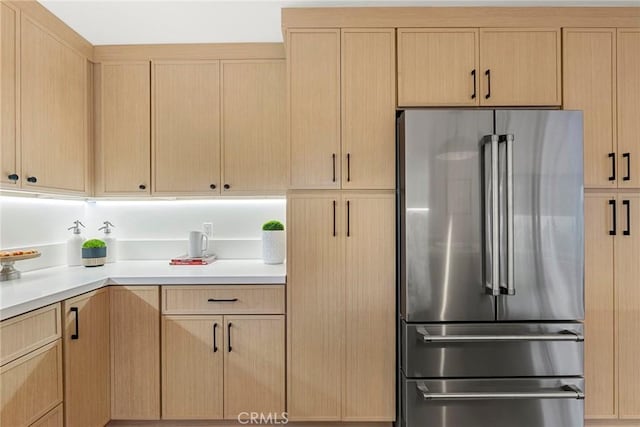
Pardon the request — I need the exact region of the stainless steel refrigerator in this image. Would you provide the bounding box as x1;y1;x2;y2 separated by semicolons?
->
398;110;585;427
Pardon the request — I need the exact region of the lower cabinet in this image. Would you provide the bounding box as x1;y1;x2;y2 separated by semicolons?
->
63;288;110;427
31;404;63;427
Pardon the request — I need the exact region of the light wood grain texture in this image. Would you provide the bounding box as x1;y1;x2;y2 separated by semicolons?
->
108;421;391;427
4;0;93;59
616;193;640;419
0;303;61;366
221;60;287;194
162;285;285;315
287;191;343;420
586;421;640;427
282;7;640;29
63;288;110;427
342;192;395;421
223;315;285;419
20;15;88;194
1;2;19;188
288;30;341;189
31;403;64;427
479;28;561;106
563;29;617;189
341;29;396;190
162;315;224;419
584;194;617;419
94;43;284;63
617;29;640;190
95;62;151;195
0;340;63;427
152;61;221;195
110;286;160;420
397;28;479;107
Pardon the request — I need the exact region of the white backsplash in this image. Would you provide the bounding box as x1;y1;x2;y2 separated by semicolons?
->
0;196;286;272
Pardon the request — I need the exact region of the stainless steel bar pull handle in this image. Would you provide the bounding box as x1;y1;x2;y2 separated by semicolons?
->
416;327;584;343
416;383;584;401
500;134;515;296
482;135;500;296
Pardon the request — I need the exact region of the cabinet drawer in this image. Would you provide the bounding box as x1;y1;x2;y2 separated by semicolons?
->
31;403;63;427
1;304;61;366
0;340;63;426
162;285;285;315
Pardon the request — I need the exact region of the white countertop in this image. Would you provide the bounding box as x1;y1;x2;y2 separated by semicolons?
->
0;260;286;321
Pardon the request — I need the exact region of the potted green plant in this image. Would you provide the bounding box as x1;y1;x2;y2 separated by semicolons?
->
82;239;107;267
262;220;285;264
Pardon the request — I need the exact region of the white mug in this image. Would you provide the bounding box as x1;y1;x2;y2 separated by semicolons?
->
188;231;209;258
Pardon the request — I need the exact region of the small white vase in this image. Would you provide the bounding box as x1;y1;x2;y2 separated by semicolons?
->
262;230;285;264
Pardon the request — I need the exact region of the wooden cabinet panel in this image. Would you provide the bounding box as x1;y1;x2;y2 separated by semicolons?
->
616;193;640;419
343;192;395;421
221;60;287;194
1;3;19;188
584;194;617;419
397;28;479;106
563;29;617;189
0;341;62;427
617;29;640;189
287;192;343;420
21;16;87;193
162;285;285;315
63;289;110;427
110;286;160;420
480;28;561;106
162;315;224;419
31;404;63;427
96;62;151;195
341;29;396;190
288;30;341;189
153;61;220;195
223;315;285;419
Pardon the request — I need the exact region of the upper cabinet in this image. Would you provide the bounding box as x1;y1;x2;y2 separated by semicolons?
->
398;28;561;107
95;62;151;195
221;60;287;194
0;3;19;188
617;29;640;189
21;15;89;194
152;61;221;196
288;28;396;190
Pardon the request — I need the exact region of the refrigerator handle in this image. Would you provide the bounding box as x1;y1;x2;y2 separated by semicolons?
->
482;135;500;296
499;134;515;296
416;383;584;401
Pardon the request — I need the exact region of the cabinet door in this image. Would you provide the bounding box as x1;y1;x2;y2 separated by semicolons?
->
110;286;160;420
398;28;479;107
617;193;640;419
480;28;561;106
153;61;220;195
287;192;343;420
288;30;341;189
162;315;224;419
584;194;616;419
343;192;396;421
223;315;285;419
31;404;63;427
221;60;287;194
341;29;396;190
563;29;616;189
96;62;151;195
1;3;19;188
63;289;110;427
21;16;88;193
617;29;640;189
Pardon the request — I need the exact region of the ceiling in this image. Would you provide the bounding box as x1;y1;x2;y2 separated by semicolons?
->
40;0;639;45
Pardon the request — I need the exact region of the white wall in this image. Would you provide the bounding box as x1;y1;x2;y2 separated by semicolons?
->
0;196;286;271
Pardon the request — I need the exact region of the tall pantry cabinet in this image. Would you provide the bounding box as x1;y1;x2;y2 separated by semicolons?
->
286;28;396;421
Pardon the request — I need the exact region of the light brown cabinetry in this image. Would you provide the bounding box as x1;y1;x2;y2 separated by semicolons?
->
221;60;287;194
95;62;151;195
287;191;395;421
617;29;640;190
21;15;88;194
63;288;110;427
152;61;221;195
110;286;160;420
31;404;63;427
1;2;19;188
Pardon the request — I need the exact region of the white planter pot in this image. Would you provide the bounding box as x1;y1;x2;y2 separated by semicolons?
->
262;230;285;264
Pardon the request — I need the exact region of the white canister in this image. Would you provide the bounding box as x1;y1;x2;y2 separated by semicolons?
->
262;230;285;264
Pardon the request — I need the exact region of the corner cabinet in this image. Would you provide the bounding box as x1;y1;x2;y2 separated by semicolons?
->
287;191;396;421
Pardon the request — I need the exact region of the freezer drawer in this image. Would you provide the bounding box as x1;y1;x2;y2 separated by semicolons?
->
402;322;583;378
401;377;584;427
